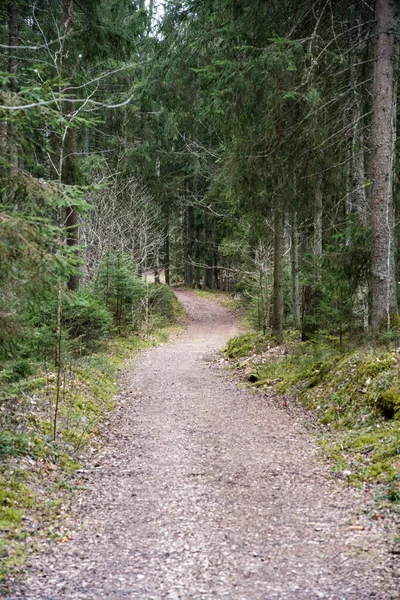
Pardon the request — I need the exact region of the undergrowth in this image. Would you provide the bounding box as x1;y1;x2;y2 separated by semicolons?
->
0;317;183;590
223;332;400;510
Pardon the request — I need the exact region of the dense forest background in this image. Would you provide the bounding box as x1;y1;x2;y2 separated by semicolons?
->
1;0;399;358
0;0;400;581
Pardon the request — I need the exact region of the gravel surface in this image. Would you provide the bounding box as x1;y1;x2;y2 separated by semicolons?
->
11;290;399;599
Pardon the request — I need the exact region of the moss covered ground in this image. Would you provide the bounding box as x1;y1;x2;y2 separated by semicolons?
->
222;332;400;512
0;322;183;591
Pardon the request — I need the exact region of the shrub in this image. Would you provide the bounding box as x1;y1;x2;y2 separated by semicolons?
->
94;251;146;332
148;283;181;322
62;289;113;346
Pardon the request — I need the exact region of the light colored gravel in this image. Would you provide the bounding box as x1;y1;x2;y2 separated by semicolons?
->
10;290;399;599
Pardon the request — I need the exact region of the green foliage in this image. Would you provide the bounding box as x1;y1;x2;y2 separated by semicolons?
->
94;251;146;332
0;432;30;458
62;289;113;347
0;361;34;384
386;487;400;503
224;332;275;359
376;389;400;420
148;283;182;323
231;335;400;489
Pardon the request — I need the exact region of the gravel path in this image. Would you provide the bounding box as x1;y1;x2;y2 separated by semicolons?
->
13;291;399;599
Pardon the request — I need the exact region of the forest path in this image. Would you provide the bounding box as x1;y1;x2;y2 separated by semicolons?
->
15;290;397;600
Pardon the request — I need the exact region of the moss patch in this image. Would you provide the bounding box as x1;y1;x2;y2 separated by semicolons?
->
224;332;400;509
224;332;276;359
0;319;181;590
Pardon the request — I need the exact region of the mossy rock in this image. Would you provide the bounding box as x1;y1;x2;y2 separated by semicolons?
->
376;388;400;420
224;332;273;359
320;408;336;425
354;353;395;381
295;359;337;390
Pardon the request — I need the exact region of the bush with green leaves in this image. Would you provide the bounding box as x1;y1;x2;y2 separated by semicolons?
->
62;289;113;347
18;287;113;359
148;283;181;322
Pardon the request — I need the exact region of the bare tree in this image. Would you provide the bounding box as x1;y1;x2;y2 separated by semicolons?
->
81;171;164;280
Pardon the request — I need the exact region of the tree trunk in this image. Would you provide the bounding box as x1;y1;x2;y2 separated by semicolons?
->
271;198;284;342
348;7;368;225
290;213;300;329
314;175;323;281
62;0;79;291
154;251;160;283
184;204;194;286
63;0;74;36
163;207;170;285
62;117;79;290
192;265;202;290
7;0;18;177
192;208;203;289
204;209;215;289
370;0;398;337
389;53;398;316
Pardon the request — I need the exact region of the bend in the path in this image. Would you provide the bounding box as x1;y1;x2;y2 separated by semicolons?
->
14;290;398;600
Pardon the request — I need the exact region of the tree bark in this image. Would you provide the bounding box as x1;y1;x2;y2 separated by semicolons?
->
314;175;323;282
62;0;79;291
163;206;170;285
63;123;80;291
184;204;194;286
348;7;368;225
204;209;215;289
290;212;300;330
7;0;18;177
271;198;284;342
370;0;398;337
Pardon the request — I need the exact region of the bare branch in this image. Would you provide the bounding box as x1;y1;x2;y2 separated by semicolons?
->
0;96;133;111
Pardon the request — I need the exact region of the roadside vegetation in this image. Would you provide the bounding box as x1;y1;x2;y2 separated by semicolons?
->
1;0;400;587
0;275;183;589
223;309;400;516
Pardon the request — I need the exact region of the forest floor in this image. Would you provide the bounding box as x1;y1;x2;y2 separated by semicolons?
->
9;290;399;599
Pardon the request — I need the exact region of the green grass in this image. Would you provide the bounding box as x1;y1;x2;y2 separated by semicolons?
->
223;332;400;507
223;332;276;359
0;317;182;589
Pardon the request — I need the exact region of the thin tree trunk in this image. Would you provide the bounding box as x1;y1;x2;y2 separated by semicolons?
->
62;0;79;290
388;67;398;316
314;175;323;282
163;208;170;285
7;0;18;177
349;7;368;225
271;198;284;342
154;252;160;283
192;210;202;289
184;204;194;286
291;213;300;329
204;209;215;289
193;265;202;290
370;0;398;337
62;120;80;290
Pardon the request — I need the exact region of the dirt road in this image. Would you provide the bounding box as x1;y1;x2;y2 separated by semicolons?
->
14;291;398;599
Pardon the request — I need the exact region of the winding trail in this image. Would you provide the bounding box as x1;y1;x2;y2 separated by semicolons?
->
15;291;398;599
